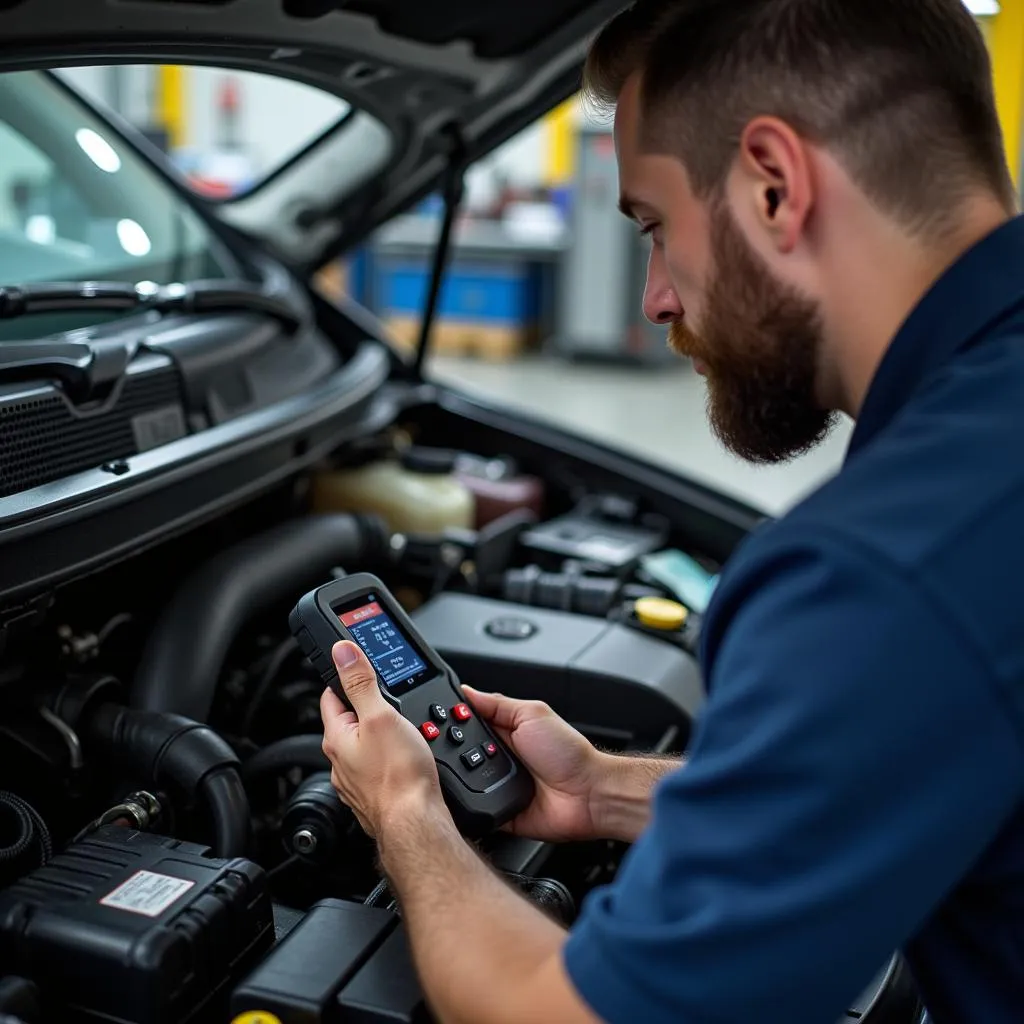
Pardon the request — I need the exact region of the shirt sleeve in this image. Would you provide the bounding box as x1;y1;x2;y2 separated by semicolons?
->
563;526;1023;1024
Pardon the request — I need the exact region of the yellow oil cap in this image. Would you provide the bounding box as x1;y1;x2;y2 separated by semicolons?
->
232;1013;283;1024
634;597;688;631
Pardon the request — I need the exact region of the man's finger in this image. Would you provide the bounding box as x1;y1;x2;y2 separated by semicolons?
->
321;685;350;721
320;687;358;734
462;686;525;731
332;640;385;717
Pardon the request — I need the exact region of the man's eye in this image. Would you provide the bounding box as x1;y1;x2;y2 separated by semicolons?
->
639;224;663;245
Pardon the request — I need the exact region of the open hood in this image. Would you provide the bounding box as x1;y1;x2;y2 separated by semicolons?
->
0;0;624;270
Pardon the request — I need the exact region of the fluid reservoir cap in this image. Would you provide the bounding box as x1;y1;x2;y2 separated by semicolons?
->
634;596;688;631
232;1013;282;1024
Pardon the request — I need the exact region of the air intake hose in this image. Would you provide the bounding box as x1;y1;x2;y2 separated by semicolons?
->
133;513;389;722
84;704;250;858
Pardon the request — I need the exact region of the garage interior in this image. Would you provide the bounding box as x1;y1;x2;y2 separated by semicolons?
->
28;0;1012;516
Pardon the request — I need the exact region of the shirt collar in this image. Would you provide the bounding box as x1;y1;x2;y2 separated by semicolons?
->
847;213;1024;459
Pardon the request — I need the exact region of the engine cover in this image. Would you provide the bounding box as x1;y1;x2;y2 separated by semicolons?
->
412;593;705;749
0;826;274;1024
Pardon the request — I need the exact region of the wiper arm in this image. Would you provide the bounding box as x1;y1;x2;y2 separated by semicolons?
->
0;338;133;402
0;278;303;332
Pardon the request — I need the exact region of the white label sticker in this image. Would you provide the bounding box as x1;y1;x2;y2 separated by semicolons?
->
99;870;195;917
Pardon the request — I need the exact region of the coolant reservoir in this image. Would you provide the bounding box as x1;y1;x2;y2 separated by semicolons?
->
312;448;474;536
453;453;545;529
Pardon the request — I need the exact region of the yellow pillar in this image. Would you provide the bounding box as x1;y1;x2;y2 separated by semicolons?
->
543;97;577;187
989;0;1024;189
155;65;187;151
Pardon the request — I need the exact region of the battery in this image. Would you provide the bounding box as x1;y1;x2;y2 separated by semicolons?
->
0;825;275;1024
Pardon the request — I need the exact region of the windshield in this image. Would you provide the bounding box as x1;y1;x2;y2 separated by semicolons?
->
0;70;238;340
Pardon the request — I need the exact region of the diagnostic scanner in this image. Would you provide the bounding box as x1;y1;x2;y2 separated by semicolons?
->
290;573;535;836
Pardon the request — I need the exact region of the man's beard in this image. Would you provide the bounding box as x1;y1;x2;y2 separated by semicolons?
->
669;203;836;464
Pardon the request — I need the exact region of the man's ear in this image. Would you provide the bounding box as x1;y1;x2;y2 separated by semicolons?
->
736;116;813;254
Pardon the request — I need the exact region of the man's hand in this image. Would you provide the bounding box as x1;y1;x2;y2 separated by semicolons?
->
461;686;608;843
465;686;683;845
320;640;446;837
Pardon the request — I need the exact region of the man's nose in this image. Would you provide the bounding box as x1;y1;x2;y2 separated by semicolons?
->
642;249;684;325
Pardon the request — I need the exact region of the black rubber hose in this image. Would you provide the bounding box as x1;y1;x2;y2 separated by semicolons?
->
200;768;251;859
133;513;389;722
84;704;250;858
241;734;329;783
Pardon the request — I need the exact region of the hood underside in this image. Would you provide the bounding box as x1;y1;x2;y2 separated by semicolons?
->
0;0;625;267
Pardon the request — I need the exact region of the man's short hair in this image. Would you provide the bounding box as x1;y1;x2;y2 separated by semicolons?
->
584;0;1016;236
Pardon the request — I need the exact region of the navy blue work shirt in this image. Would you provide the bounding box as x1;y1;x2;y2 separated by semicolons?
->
564;214;1024;1024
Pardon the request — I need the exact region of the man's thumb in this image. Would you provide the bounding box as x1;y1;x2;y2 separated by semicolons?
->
332;641;382;715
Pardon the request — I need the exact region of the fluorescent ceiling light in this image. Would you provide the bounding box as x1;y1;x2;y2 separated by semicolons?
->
117;219;152;257
25;216;56;246
75;128;121;173
964;0;1000;15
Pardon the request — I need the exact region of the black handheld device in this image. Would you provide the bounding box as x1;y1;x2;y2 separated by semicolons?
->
289;573;535;837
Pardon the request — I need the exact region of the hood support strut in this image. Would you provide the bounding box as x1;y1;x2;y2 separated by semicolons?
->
412;125;468;378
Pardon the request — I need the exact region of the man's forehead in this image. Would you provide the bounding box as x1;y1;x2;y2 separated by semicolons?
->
613;75;646;216
613;73;644;147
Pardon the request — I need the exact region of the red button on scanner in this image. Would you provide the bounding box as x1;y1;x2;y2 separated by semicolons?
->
420;722;441;741
483;741;498;758
452;703;472;722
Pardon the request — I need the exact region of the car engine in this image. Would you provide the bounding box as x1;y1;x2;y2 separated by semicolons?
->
0;430;719;1024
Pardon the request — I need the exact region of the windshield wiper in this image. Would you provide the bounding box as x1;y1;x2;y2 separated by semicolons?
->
0;279;303;332
0;338;132;402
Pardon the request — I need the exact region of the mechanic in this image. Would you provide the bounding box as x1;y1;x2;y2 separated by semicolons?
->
320;0;1024;1021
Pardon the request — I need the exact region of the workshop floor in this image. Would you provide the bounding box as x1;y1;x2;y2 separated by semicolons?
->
429;355;854;517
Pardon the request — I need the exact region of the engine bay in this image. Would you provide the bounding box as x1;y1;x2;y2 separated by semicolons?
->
0;414;725;1024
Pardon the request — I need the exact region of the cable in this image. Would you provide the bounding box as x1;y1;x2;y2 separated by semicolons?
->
0;793;51;873
240;734;328;784
96;613;133;647
239;637;300;736
266;854;299;882
70;791;162;845
37;707;83;771
364;877;392;908
363;877;400;916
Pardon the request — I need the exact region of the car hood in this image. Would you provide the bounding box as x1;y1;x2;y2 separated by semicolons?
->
0;0;624;271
